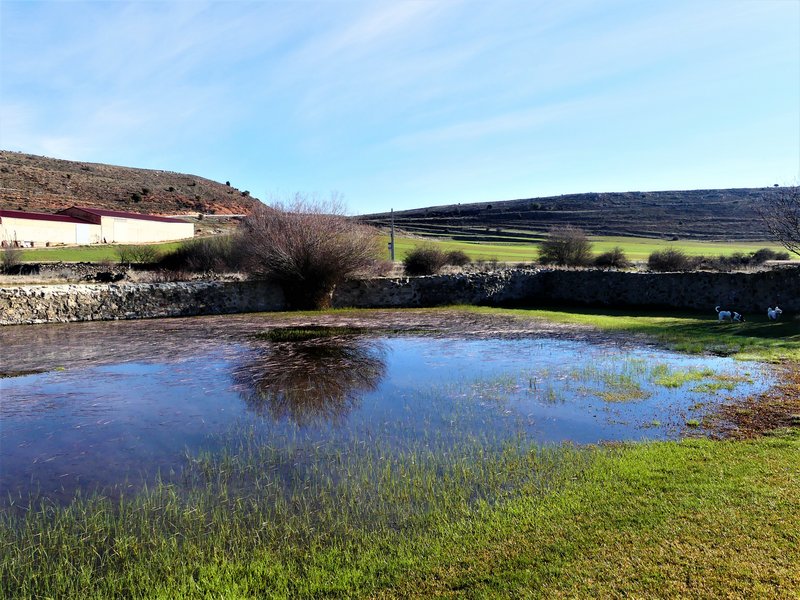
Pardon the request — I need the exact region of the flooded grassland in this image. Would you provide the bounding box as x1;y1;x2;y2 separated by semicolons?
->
1;308;797;598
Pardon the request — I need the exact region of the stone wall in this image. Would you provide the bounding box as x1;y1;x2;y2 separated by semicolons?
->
1;267;797;325
536;268;800;313
332;269;542;308
0;280;284;325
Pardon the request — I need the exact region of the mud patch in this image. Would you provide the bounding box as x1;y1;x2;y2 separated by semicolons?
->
707;364;800;439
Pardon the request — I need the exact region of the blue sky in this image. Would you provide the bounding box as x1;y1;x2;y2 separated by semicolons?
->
1;0;798;215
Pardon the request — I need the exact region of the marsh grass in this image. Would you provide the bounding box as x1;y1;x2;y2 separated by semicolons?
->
651;364;716;387
3;430;798;598
254;325;371;342
0;429;588;599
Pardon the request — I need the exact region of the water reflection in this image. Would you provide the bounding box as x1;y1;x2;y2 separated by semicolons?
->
233;337;387;426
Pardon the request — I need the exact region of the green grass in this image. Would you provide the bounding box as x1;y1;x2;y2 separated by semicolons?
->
587;236;788;261
462;305;800;362
19;235;786;264
2;429;797;598
381;234;788;263
18;241;184;263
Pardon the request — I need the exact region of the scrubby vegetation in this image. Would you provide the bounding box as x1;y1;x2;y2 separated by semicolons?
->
648;247;790;272
115;244;163;265
593;246;630;268
237;195;381;309
538;226;593;266
1;244;23;273
403;244;449;275
647;248;694;271
402;245;473;275
158;235;242;272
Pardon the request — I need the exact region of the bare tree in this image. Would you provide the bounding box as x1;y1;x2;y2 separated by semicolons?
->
238;194;382;309
757;186;800;257
538;226;593;266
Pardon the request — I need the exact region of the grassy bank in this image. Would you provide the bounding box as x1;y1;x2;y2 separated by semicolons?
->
2;430;797;598
463;305;800;362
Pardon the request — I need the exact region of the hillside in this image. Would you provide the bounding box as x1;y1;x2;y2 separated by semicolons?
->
0;151;261;216
360;188;780;242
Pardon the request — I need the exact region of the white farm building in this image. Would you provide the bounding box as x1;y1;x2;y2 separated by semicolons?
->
0;206;194;247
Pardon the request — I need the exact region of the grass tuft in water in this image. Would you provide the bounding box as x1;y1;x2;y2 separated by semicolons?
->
254;326;370;342
0;428;588;599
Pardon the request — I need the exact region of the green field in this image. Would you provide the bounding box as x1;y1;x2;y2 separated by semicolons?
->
16;235;788;265
17;241;184;263
383;235;786;262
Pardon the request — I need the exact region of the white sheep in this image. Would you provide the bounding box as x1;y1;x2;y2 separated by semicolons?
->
716;306;744;322
767;306;783;321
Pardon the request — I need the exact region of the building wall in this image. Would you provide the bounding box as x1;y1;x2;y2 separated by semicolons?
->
100;217;194;243
0;217;101;246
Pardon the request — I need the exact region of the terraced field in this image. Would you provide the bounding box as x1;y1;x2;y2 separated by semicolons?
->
361;188;782;242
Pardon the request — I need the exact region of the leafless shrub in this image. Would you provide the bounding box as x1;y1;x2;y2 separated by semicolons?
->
594;246;630;269
366;259;395;277
648;248;698;271
1;244;23;273
538;226;593;266
445;249;471;267
403;245;448;276
159;236;242;272
475;257;501;271
237;194;381;309
116;244;162;265
756;185;800;257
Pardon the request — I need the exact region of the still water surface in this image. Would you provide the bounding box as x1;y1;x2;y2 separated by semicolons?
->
0;321;771;503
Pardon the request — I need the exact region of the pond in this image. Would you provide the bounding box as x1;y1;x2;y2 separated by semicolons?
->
0;316;772;505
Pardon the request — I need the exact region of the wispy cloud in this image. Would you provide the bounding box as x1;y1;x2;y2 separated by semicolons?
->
1;0;797;211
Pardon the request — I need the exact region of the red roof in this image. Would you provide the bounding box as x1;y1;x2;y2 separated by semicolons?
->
0;209;89;224
59;206;189;224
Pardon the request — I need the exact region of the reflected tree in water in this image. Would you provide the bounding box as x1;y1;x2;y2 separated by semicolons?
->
233;336;387;425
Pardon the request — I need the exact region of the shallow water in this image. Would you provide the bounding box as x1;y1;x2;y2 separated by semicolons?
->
0;321;771;503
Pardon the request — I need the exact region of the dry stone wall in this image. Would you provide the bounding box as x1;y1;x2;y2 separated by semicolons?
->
537;268;800;313
1;267;798;325
0;280;284;325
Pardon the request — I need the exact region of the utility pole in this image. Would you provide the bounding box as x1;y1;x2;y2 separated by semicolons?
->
389;208;395;261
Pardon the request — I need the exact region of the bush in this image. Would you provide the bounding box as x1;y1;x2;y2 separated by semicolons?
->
238;195;381;310
444;250;471;267
116;245;162;265
647;248;696;271
538;226;593;266
1;244;23;273
403;245;448;276
159;236;242;272
594;246;630;269
750;248;778;264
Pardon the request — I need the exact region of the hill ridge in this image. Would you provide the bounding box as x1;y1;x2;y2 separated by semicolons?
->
0;150;261;216
359;187;780;242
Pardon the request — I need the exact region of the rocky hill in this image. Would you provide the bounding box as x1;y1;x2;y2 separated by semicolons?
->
360;188;780;242
0;151;261;216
